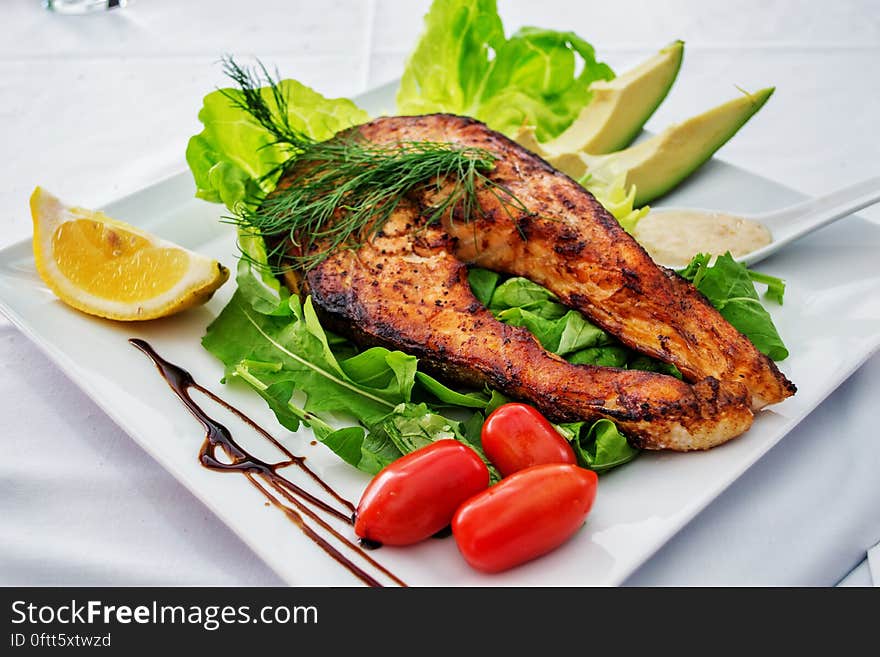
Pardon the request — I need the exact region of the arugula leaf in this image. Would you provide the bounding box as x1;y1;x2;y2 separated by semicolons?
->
319;425;401;475
747;270;786;305
414;371;491;409
203;290;407;429
204;224;504;475
363;403;501;482
678;253;788;361
319;427;374;470
397;0;613;141
186;77;368;212
557;419;640;472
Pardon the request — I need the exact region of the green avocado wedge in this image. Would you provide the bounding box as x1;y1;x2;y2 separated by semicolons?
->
580;87;775;205
534;87;775;206
546;40;684;155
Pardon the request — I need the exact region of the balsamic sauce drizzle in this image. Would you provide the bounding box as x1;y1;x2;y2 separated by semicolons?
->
129;338;406;588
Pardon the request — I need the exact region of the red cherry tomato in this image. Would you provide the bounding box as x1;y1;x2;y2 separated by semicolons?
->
354;439;489;546
481;403;576;477
452;463;598;573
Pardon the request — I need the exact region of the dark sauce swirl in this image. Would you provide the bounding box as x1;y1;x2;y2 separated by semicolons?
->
129;338;405;588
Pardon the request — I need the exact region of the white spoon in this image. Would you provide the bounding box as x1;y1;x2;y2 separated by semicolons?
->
639;175;880;268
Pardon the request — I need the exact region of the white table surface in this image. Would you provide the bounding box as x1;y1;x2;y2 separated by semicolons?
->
1;0;878;586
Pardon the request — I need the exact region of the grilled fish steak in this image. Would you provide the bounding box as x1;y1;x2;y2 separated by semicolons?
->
304;204;753;450
275;114;795;450
357;115;796;409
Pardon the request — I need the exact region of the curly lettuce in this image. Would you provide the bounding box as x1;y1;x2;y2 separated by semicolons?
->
186;78;369;212
397;0;614;141
583;173;650;234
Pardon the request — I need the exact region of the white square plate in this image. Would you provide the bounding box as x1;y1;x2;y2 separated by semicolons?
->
2;82;879;586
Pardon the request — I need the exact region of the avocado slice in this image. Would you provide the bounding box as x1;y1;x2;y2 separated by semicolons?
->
534;87;774;206
578;87;774;205
554;40;684;154
515;42;684;157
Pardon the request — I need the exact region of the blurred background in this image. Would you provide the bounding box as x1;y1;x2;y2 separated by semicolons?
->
1;0;878;585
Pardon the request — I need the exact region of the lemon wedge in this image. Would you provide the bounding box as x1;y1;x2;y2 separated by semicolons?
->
30;187;229;321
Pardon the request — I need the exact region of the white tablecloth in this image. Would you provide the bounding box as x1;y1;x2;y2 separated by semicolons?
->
1;0;878;586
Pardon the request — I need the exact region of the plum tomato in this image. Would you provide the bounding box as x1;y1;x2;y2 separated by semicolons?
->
481;402;576;477
452;463;598;573
354;439;489;546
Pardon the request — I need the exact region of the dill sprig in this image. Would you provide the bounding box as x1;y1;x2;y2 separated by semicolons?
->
219;57;312;184
220;56;529;271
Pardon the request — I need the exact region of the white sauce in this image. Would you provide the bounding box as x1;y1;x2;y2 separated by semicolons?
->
633;209;772;268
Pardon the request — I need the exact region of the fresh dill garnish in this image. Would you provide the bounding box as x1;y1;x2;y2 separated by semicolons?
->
219;56;529;272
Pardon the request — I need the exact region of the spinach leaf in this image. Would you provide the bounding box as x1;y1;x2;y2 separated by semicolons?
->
678;253;788;361
556;310;612;355
467;268;500;307
567;346;630;368
557;419;640;472
381;402;460;454
472;269;672;378
488;276;565;318
626;355;683;379
495;307;564;351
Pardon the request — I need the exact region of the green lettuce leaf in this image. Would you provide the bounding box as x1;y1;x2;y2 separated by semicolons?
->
677;253;788;361
583;173;650;234
186;78;369;212
397;0;613;141
235;227;292;316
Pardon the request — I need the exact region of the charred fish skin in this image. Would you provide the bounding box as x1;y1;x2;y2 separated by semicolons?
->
354;114;796;410
302;205;754;451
